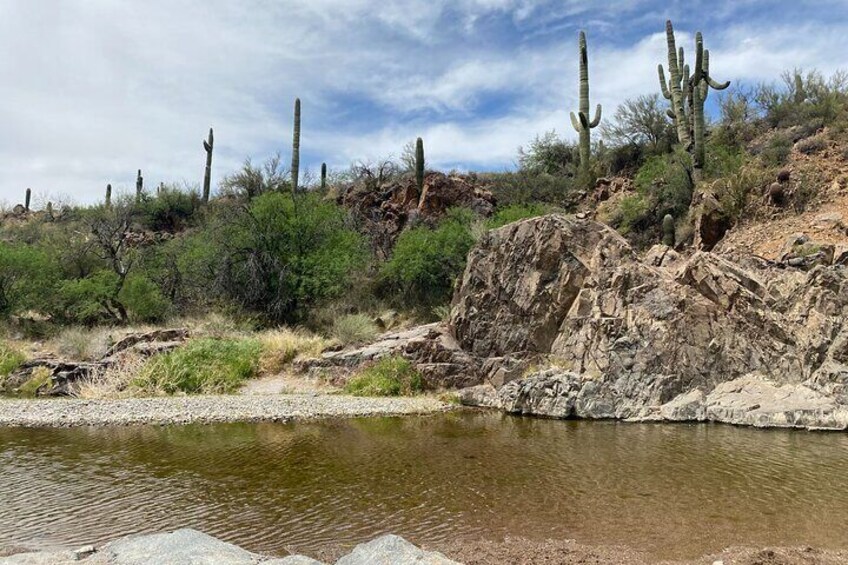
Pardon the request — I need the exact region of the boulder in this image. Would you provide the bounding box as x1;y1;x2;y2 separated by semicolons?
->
453;214;848;430
335;535;460;565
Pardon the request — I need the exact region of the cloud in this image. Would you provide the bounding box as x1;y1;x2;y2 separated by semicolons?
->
0;0;845;205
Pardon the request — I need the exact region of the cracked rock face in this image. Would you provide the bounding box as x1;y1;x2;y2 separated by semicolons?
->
452;215;848;430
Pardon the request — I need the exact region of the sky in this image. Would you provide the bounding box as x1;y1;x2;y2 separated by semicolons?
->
1;0;847;206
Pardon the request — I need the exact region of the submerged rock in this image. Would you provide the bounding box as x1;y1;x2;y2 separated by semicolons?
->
453;214;848;431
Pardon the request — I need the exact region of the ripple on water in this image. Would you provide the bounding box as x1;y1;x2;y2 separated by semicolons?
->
1;414;847;560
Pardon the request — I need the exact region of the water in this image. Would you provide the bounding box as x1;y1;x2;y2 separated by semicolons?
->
1;413;847;560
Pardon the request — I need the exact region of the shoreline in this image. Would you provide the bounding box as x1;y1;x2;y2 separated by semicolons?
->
0;394;453;428
3;529;847;565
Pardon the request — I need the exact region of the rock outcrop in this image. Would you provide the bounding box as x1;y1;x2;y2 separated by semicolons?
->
338;172;495;259
3;329;189;397
452;214;848;431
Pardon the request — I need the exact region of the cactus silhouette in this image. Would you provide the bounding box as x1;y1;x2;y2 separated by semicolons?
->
291;98;301;192
658;21;692;149
203;128;214;204
321;162;327;191
570;31;602;173
106;184;112;209
415;137;425;193
24;188;31;211
136;170;143;203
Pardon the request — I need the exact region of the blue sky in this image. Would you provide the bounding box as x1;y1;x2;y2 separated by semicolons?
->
0;0;846;205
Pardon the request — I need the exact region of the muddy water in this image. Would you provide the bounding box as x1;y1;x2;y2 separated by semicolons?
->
1;413;847;560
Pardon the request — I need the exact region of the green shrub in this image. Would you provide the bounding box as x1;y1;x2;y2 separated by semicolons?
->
614;194;651;235
380;208;475;307
0;242;58;318
487;203;550;229
0;342;25;376
759;134;793;167
118;274;170;322
344;356;423;397
57;271;121;325
134;338;261;394
210;192;367;323
795;135;828;155
331;314;380;346
138;187;200;232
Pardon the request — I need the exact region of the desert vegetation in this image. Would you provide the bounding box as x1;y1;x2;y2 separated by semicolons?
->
2;18;848;399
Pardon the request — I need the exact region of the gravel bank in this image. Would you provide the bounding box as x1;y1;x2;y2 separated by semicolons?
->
0;394;452;428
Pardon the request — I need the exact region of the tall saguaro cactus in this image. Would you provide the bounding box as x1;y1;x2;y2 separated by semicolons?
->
691;32;730;177
25;188;31;211
321;163;327;190
202;128;214;204
136;170;144;203
291;98;301;193
658;20;692;149
570;31;602;173
106;184;112;209
415;137;425;193
659;21;729;179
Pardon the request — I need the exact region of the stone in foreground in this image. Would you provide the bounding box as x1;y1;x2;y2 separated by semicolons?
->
335;534;460;565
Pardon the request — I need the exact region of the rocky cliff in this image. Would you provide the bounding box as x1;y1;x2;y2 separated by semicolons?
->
452;214;848;430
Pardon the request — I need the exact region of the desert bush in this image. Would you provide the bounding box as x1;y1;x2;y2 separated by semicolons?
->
257;328;331;375
380;208;475;308
118;274;170;323
137;186;199;232
795;134;828;155
0;341;25;376
49;327;112;361
208;191;367;323
518;131;579;176
134;338;261;394
0;242;58;317
758;133;794;167
713;165;769;222
73;354;147;399
600;94;674;154
18;366;52;397
343;356;423;397
330;314;380;347
219;155;291;199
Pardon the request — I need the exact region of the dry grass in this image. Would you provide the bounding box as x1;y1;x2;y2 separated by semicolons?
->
73;354;147;399
258;328;333;375
47;327;114;361
330;314;380;347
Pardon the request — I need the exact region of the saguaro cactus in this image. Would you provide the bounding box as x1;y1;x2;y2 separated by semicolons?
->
291;98;301;192
691;32;730;178
136;170;144;203
659;23;729;180
415;137;425;193
105;184;112;209
663;214;675;246
658;20;691;149
202;128;214;204
321;163;327;190
24;188;31;211
570;31;602;173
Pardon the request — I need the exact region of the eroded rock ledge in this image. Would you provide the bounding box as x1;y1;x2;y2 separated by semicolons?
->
450;215;848;431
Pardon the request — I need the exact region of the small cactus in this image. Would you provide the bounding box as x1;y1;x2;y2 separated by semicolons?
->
106;184;112;209
321;162;327;191
46;201;53;218
663;214;675;246
291;98;301;192
136;170;143;203
25;188;31;211
202;128;214;204
415;137;425;193
570;31;602;173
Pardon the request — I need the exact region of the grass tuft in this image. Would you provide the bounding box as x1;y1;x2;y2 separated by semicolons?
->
330;314;380;347
343;356;423;397
257;328;332;375
0;342;25;377
133;338;261;395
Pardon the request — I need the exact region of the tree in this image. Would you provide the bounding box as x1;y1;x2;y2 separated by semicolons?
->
219;155;290;199
600;94;674;153
0;242;57;317
517;131;578;176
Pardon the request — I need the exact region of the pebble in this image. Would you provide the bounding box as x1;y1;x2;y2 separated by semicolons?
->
0;395;452;428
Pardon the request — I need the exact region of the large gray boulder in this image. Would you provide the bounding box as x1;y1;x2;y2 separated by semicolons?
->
454;214;848;430
335;535;460;565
